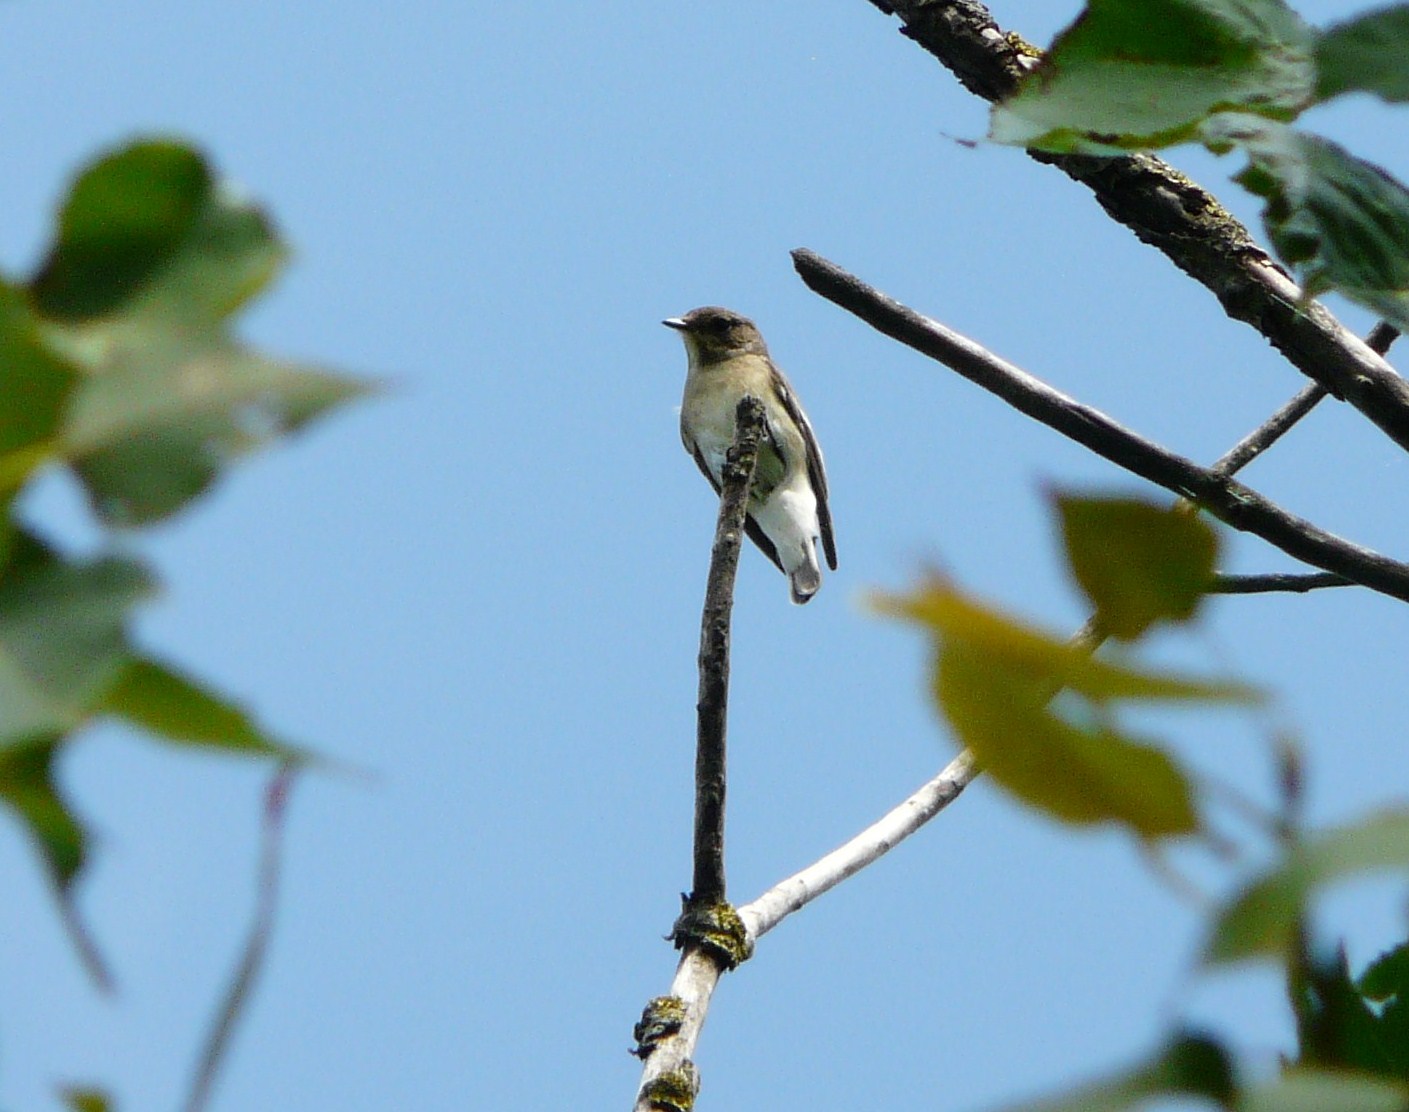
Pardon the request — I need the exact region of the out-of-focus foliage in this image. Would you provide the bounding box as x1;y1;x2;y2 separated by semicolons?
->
1208;811;1409;964
881;490;1409;1110
877;493;1254;841
1056;493;1219;640
0;139;366;944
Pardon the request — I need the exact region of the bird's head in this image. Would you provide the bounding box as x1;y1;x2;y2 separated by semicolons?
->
663;306;768;363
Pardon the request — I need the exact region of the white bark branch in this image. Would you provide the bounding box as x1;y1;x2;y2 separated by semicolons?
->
740;750;978;942
631;954;721;1112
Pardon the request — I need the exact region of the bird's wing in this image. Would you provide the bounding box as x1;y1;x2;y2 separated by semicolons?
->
689;440;786;574
768;363;838;571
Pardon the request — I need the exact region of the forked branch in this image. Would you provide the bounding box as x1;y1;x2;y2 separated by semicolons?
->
793;248;1409;605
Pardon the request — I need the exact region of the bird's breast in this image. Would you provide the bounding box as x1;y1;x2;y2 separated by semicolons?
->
680;370;748;453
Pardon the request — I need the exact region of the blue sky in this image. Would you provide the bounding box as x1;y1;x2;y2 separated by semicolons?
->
1;1;1407;1109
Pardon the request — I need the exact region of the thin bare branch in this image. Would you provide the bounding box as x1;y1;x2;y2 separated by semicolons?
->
1211;383;1328;477
631;10;1408;1107
1210;324;1397;476
1209;572;1353;594
692;396;765;906
739;751;978;941
793;248;1409;605
55;885;113;995
182;766;297;1112
864;0;1409;455
1367;322;1402;358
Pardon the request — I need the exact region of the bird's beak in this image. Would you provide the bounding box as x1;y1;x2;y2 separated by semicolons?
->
662;317;688;331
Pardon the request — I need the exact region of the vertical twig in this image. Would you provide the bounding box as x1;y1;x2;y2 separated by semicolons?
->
55;886;114;994
182;764;298;1112
632;397;764;1112
691;396;765;905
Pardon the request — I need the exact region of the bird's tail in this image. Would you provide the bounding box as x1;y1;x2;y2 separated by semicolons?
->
788;555;822;605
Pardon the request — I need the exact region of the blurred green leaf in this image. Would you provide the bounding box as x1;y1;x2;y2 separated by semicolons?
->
31;140;273;323
1057;494;1219;640
876;579;1261;704
59;342;366;525
1361;943;1409;1002
1358;943;1409;1080
1294;945;1399;1077
0;736;111;985
0;281;78;493
1237;1068;1409;1112
1203;114;1409;331
0;736;86;884
0;551;154;746
59;1086;112;1112
102;656;301;759
939;643;1199;836
1208;811;1409;963
988;1031;1234;1110
0;137;357;993
877;579;1261;838
25;139;371;525
990;0;1314;152
1316;5;1409;103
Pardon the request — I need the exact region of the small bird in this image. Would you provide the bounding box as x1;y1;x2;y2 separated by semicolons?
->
664;306;837;604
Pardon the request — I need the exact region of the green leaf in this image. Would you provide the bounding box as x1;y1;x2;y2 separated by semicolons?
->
0;736;86;884
1358;943;1409;1080
990;0;1315;152
1294;945;1398;1077
1203;115;1409;332
0;736;112;984
988;1031;1234;1111
1057;494;1219;640
1315;5;1409;104
1208;810;1409;963
26;139;372;525
1361;942;1409;1002
1238;1068;1409;1112
59;342;367;525
876;579;1262;839
0;280;79;493
939;643;1199;836
32;140;254;322
101;656;302;760
0;550;154;746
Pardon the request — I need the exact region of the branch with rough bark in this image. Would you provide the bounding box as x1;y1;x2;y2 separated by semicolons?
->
864;0;1409;455
633;397;763;1112
793;247;1409;605
691;397;765;906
